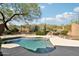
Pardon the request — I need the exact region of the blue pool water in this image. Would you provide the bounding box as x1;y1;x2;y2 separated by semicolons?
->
4;37;55;53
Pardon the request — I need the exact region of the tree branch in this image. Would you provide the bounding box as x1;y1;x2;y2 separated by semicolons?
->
0;11;10;30
0;11;5;23
5;13;26;23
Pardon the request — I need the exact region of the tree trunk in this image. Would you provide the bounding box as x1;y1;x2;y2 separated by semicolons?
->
0;38;3;56
4;23;9;30
0;24;5;56
0;11;5;56
0;11;10;30
4;13;26;31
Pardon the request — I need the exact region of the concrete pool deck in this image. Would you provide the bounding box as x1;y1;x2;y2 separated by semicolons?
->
1;34;79;48
2;44;20;48
50;35;79;47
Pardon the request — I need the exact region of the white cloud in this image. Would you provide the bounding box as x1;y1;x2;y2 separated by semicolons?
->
38;17;55;22
47;3;53;5
63;12;74;18
38;12;73;23
40;6;45;9
38;17;63;24
74;7;79;12
56;14;63;18
33;11;77;25
36;12;75;25
33;7;79;25
44;17;55;21
55;12;75;21
56;14;64;21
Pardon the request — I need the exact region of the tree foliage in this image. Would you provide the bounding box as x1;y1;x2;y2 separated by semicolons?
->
0;3;41;30
71;19;79;24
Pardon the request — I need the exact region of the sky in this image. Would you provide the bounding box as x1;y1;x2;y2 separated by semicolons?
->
32;3;79;25
40;3;79;17
10;3;79;25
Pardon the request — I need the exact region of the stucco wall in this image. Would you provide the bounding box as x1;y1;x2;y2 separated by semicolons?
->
69;23;79;36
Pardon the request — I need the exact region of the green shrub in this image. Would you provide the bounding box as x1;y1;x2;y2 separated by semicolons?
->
11;28;19;32
53;32;60;35
4;30;12;34
4;28;19;34
60;30;68;35
36;31;48;35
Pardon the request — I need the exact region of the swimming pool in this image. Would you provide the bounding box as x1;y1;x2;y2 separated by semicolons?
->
3;37;55;53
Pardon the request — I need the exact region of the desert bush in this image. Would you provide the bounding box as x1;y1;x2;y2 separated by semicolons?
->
4;28;19;34
36;30;48;35
53;32;60;35
60;30;68;35
11;28;19;32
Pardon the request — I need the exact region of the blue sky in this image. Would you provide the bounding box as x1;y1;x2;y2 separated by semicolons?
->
11;3;79;25
32;3;79;25
40;3;79;17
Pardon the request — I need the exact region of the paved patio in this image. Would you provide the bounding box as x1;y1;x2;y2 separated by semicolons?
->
50;35;79;47
1;46;79;56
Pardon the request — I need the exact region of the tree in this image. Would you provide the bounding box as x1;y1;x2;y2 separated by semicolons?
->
34;25;39;32
44;24;46;34
0;3;41;30
71;19;79;24
0;3;41;56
